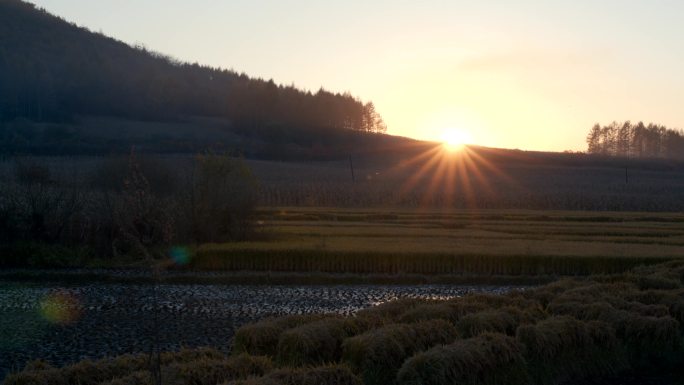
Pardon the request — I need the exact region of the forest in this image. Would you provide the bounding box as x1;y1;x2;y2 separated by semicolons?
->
586;121;684;160
0;1;386;139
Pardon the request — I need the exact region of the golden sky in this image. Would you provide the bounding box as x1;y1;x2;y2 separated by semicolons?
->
32;0;684;151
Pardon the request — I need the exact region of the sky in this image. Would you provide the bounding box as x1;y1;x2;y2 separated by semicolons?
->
30;0;684;151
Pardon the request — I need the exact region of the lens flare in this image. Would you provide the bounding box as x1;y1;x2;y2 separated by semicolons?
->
39;290;81;325
170;246;190;266
387;141;522;209
440;128;472;152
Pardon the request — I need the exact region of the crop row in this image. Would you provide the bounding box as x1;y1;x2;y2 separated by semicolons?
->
191;248;670;276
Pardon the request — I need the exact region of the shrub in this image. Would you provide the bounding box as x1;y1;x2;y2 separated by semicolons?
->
233;314;329;356
88;155;179;195
396;333;529;385
342;319;459;385
111;153;174;258
185;153;257;243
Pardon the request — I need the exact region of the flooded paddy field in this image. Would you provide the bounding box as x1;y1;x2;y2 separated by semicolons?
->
0;280;521;379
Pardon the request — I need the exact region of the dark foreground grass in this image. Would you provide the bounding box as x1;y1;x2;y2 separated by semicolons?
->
7;261;684;385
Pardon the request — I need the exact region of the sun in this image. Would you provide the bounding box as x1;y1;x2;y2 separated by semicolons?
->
440;128;472;151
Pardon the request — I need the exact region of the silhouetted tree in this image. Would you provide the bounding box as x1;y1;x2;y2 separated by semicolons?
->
586;121;684;160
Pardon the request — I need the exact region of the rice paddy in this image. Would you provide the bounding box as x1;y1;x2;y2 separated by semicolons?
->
191;208;684;276
8;260;684;384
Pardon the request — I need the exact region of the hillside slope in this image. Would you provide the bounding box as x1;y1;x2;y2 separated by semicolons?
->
0;0;385;149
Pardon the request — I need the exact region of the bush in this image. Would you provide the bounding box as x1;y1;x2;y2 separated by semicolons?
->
342;319;459;385
396;333;529;385
88;155;180;195
185;153;257;243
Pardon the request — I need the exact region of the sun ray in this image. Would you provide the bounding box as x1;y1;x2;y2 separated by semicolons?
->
419;150;453;207
394;147;444;204
461;150;496;199
385;139;522;210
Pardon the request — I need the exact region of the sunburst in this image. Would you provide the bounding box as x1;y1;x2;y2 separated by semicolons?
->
387;141;521;209
440;128;472;152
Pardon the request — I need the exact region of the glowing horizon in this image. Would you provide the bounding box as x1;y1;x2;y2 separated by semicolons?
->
29;0;684;152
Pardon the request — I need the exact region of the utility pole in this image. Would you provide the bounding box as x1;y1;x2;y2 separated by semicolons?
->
349;155;355;182
625;166;628;184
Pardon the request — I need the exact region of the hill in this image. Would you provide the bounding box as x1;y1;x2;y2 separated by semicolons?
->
0;0;388;157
